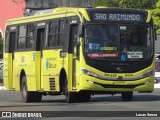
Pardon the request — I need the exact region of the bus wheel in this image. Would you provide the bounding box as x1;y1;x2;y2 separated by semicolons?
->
21;76;42;103
65;91;77;103
121;92;133;101
64;77;77;103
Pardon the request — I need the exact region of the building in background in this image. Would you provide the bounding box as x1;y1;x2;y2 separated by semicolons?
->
0;0;25;36
0;0;94;36
24;0;94;15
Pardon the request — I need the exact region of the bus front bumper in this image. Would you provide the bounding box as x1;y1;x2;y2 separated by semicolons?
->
78;75;154;92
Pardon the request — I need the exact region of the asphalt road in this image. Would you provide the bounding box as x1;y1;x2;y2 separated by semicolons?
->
0;83;160;120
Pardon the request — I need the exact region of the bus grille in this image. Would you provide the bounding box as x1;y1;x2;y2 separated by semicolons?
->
49;78;55;90
94;82;144;89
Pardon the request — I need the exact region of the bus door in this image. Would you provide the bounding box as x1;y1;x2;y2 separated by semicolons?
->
36;24;46;90
7;26;17;90
69;25;79;90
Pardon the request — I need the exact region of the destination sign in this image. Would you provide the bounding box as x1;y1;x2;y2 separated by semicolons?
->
90;12;146;22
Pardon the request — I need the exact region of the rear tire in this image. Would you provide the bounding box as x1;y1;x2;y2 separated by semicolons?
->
21;76;42;103
65;92;77;103
121;92;133;101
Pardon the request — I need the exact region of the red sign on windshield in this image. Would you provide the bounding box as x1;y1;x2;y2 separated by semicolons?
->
88;53;119;58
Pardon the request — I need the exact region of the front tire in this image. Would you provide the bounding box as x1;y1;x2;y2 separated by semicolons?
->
121;92;133;101
64;76;77;103
21;76;42;103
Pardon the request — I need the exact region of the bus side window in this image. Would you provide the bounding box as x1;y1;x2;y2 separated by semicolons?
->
5;27;16;53
58;20;67;47
36;28;45;51
48;20;59;48
9;32;16;53
18;25;26;50
26;24;36;50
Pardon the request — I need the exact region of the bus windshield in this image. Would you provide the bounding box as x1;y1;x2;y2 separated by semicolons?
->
84;24;153;61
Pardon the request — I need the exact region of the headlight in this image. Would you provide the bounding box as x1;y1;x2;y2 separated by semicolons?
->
143;71;154;78
82;69;99;78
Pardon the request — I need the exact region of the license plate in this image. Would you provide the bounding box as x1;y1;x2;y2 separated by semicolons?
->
114;81;126;85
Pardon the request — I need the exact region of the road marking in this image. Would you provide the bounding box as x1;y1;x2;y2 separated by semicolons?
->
0;86;6;90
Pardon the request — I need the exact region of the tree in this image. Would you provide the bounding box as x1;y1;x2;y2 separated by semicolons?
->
94;0;157;9
124;0;156;9
94;0;125;8
152;0;160;34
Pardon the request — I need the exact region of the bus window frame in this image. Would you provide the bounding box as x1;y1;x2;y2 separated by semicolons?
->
58;19;67;48
46;18;69;50
5;25;18;53
17;24;27;51
47;19;59;49
26;23;36;50
35;21;47;51
14;21;48;52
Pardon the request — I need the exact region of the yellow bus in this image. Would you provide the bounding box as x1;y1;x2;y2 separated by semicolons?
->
3;7;156;103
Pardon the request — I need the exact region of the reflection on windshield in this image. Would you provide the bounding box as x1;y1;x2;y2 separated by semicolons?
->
85;25;119;51
84;24;153;61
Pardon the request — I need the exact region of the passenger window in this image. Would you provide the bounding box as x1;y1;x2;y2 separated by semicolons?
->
58;20;66;47
48;20;59;47
26;24;36;49
18;25;26;50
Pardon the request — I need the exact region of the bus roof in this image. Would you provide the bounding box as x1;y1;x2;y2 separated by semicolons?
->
6;7;85;25
6;7;151;25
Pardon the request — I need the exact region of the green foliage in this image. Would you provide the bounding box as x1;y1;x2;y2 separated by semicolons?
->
94;0;157;9
124;0;156;9
152;0;160;34
94;0;124;8
156;0;160;7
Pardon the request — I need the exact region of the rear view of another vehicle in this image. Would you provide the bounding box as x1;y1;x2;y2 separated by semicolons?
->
155;67;160;88
155;59;160;70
